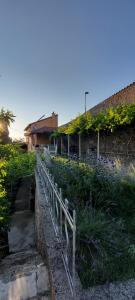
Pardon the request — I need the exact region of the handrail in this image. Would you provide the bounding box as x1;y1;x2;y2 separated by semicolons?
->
36;152;76;299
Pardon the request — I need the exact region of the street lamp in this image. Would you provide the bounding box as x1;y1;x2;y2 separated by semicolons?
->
85;91;89;114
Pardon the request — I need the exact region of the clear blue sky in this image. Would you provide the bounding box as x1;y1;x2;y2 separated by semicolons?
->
0;0;135;139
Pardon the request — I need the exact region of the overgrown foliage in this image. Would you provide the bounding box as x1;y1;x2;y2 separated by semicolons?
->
53;103;135;137
0;161;9;232
0;144;35;235
48;156;135;287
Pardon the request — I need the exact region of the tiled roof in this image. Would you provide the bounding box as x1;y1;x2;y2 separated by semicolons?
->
31;127;55;134
24;113;58;131
88;82;135;115
59;81;135;129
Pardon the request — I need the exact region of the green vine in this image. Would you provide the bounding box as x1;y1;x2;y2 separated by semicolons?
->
55;103;135;136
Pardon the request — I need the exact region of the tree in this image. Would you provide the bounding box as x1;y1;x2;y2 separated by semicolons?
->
0;108;15;144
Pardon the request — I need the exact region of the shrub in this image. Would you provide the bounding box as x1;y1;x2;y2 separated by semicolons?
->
47;156;135;286
0;145;36;234
76;208;133;287
0;161;10;232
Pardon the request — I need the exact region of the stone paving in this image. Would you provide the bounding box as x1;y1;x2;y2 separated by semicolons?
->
0;250;50;300
0;178;51;300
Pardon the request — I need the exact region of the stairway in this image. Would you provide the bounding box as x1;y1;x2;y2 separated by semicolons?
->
0;178;51;300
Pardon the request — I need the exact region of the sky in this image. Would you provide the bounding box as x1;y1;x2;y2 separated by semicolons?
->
0;0;135;139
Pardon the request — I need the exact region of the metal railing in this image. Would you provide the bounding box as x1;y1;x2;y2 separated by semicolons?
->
36;153;76;298
45;144;57;155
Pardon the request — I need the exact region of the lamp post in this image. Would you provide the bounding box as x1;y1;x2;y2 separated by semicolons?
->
85;91;89;114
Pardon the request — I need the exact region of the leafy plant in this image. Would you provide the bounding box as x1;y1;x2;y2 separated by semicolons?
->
0;144;36;235
47;155;135;287
54;103;135;137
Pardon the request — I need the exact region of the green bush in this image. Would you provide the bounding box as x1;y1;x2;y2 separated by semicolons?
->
58;103;135;135
0;145;36;234
0;161;10;232
48;156;135;287
76;208;133;287
0;144;22;159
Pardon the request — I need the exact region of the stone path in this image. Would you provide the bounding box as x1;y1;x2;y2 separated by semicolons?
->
0;249;50;300
0;178;51;300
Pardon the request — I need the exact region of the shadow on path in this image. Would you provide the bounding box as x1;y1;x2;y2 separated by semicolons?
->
0;178;51;300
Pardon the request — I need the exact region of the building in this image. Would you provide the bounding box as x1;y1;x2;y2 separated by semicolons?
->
88;81;135;115
24;112;58;151
58;82;135;164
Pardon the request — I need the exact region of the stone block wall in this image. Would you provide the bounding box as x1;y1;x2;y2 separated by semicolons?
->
81;126;135;165
57;125;135;166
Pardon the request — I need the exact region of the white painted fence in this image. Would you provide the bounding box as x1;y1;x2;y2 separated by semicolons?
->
36;152;76;298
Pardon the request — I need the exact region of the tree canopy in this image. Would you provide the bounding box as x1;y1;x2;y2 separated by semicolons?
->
0;108;15;126
54;103;135;136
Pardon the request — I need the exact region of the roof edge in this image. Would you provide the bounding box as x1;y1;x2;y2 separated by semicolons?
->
24;113;58;131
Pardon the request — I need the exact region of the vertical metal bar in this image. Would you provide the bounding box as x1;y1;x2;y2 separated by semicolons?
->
37;153;76;297
73;210;76;299
64;199;69;265
56;143;58;155
60;188;63;236
52;176;55;220
61;136;63;155
97;130;100;160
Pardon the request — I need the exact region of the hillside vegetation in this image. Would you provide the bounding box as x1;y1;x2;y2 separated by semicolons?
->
0;144;35;240
48;156;135;287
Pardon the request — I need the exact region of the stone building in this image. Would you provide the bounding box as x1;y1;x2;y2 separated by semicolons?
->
24;112;58;151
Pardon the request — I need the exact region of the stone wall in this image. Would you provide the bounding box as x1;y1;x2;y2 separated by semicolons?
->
81;126;135;165
35;173;55;300
57;125;135;166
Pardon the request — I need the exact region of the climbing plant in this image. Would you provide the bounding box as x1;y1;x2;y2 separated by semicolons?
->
54;103;135;136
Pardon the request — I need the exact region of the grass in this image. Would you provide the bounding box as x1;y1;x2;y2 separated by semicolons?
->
47;155;135;288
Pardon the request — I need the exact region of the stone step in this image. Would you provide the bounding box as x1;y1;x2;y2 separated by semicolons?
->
15;199;30;211
0;250;50;300
0;249;38;270
8;210;35;253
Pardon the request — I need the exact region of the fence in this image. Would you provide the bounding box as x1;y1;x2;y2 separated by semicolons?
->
36;152;76;298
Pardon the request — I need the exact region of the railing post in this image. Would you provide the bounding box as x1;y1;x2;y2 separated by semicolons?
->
73;210;76;299
79;133;81;158
52;176;55;219
60;188;62;236
37;152;76;297
54;137;56;147
97;130;100;160
61;136;63;155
